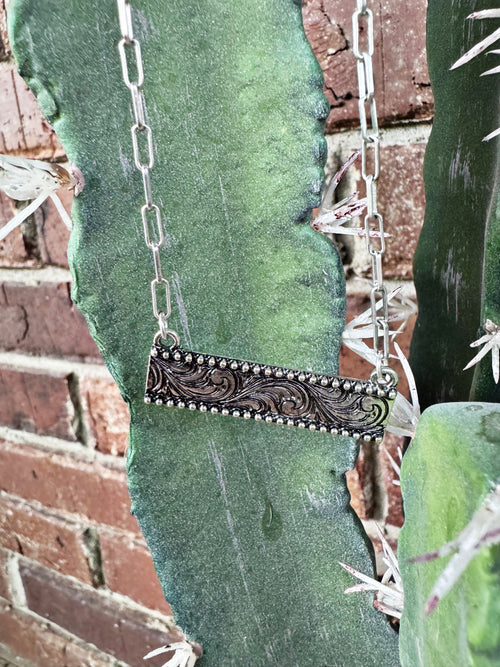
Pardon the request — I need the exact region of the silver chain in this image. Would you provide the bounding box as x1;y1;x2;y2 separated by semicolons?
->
116;0;394;381
116;0;180;347
352;0;394;385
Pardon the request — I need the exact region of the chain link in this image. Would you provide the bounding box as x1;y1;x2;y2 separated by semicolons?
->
352;1;393;384
116;0;394;371
117;0;178;345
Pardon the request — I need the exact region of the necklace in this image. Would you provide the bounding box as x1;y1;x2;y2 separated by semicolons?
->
116;0;397;443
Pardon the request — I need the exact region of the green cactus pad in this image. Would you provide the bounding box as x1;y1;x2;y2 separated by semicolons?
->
399;402;500;666
411;0;500;407
8;0;398;663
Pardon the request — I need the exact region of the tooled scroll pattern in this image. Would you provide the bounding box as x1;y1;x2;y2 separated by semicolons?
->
147;351;391;430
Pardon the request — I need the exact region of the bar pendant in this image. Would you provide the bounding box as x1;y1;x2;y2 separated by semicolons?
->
145;344;396;442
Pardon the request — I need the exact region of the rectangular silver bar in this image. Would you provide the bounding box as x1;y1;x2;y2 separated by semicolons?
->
145;344;396;442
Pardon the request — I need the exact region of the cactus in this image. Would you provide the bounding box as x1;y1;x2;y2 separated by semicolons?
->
7;0;399;663
410;0;500;408
398;1;500;664
398;402;500;666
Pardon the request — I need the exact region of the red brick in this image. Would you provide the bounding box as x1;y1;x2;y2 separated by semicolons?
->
0;494;94;584
0;64;64;159
0;599;121;667
0;192;36;268
80;376;129;456
0;367;77;440
19;560;180;667
99;530;171;614
0;281;100;359
0;299;27;348
359;144;426;279
33;186;72;268
0;439;140;533
0;547;12;601
302;0;433;132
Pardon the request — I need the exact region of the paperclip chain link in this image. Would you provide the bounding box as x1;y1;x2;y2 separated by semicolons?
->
352;0;394;385
116;0;179;346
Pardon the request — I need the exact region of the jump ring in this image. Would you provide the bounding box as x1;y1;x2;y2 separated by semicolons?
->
154;329;181;349
370;367;398;388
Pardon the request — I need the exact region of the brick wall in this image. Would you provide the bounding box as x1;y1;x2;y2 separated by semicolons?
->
0;1;432;664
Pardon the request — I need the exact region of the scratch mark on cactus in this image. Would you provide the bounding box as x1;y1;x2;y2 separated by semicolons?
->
305;487;320;509
171;272;193;349
218;176;238;268
134;8;160;38
305;486;340;511
237;437;252;486
183;81;194;146
441;249;462;322
208;440;263;633
264;640;280;663
118;144;134;178
449;145;472;189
